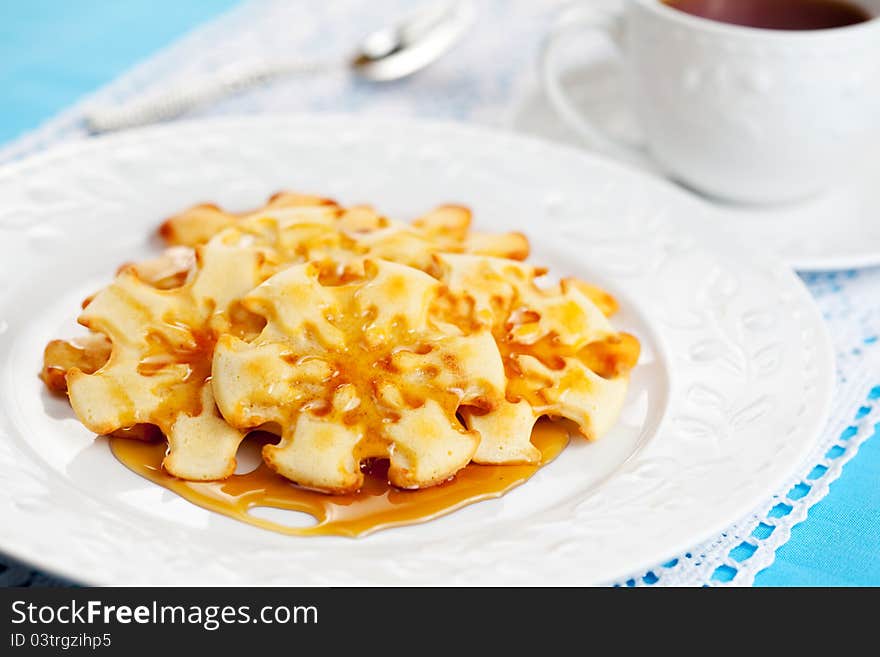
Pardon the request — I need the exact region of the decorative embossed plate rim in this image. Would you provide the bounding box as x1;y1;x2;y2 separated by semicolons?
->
0;116;833;585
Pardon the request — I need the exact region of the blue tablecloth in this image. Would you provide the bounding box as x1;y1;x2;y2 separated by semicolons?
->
1;0;239;142
1;0;877;587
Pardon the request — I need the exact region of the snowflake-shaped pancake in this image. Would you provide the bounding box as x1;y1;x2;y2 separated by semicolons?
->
212;258;511;492
66;227;274;480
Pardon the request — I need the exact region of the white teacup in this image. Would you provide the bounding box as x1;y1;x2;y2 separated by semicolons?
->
541;0;880;204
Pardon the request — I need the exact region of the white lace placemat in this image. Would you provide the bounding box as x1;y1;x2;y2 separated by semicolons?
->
1;0;878;587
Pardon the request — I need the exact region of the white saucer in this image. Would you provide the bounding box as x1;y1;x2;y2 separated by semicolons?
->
508;59;880;272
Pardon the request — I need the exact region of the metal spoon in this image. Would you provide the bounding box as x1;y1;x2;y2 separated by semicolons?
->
85;1;475;134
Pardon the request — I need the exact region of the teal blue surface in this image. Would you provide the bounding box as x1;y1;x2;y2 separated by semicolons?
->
0;0;239;142
1;0;877;587
754;416;880;586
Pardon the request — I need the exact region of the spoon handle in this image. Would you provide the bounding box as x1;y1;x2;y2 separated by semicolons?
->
85;60;332;133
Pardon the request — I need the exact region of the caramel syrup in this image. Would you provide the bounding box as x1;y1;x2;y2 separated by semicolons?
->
110;419;569;537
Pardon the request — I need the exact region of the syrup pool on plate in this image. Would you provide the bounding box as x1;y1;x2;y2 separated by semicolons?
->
110;418;570;537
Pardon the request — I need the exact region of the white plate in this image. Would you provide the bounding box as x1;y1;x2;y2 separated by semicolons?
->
510;61;880;272
0;116;833;585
